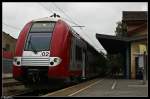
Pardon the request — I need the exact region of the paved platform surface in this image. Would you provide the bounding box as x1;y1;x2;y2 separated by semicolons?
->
44;78;148;97
72;79;148;97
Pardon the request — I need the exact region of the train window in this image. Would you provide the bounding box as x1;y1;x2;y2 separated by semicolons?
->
5;44;10;51
30;22;55;33
75;46;82;61
24;22;55;51
24;33;51;51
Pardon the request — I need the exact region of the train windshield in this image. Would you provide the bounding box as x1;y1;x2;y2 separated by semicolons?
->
24;22;55;52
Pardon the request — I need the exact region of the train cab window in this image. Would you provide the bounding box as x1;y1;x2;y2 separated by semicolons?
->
25;34;52;51
24;22;56;51
75;46;82;61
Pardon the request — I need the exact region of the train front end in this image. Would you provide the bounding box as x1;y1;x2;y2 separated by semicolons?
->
13;17;69;85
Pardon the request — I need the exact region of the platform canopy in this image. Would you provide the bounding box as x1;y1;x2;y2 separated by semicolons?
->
96;34;129;54
96;34;147;54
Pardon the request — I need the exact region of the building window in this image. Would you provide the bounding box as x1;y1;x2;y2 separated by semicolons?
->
5;44;10;51
139;44;147;54
75;46;82;61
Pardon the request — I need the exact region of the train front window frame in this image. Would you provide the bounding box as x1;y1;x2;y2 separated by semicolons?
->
30;22;55;33
24;21;56;51
25;33;52;51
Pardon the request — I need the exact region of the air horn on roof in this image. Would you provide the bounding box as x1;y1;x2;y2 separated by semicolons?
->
50;13;60;18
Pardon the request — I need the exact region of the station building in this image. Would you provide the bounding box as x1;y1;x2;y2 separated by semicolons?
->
2;31;17;53
2;31;17;73
96;11;148;79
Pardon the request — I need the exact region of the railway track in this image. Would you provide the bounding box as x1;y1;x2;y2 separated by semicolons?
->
2;74;105;96
3;78;23;87
2;75;73;96
15;81;77;96
2;75;30;96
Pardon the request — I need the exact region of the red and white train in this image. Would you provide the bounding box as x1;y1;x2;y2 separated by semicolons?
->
13;16;106;86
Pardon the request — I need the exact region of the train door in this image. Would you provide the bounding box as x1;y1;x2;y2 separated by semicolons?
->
82;50;86;79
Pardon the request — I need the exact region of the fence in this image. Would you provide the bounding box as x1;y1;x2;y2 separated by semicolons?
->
2;51;13;73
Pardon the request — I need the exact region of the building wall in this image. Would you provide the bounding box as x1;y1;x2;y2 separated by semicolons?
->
127;24;147;37
124;16;147;79
2;32;17;74
122;11;147;79
130;40;147;79
129;23;147;79
2;32;17;53
132;27;147;37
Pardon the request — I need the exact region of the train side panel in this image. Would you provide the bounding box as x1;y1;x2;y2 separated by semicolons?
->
13;22;32;79
69;33;106;79
69;35;87;79
48;20;72;79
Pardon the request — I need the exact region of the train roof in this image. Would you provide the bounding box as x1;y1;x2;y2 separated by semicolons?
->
32;17;100;54
70;27;100;53
32;17;84;41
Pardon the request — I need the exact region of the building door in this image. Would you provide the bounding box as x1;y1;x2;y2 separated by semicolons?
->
135;56;144;79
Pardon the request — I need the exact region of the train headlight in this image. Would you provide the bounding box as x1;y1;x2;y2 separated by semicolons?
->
49;57;62;66
13;57;21;66
54;57;61;64
13;57;17;62
54;58;58;62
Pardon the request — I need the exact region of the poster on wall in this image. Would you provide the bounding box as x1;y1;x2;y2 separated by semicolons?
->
138;56;144;68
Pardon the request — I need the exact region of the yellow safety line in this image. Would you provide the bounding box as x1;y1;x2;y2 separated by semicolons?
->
42;78;102;97
68;79;104;96
111;79;117;90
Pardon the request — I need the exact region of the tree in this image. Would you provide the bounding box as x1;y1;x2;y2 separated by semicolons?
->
115;21;127;37
107;53;124;78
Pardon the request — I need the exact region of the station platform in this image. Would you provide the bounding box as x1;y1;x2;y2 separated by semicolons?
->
2;73;12;79
43;78;148;97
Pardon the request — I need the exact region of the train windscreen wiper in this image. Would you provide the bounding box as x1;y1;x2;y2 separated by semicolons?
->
28;36;38;54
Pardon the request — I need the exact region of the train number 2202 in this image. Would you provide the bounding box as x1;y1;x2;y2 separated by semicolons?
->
41;51;50;56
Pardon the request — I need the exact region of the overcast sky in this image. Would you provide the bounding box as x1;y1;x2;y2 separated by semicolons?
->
2;2;148;54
